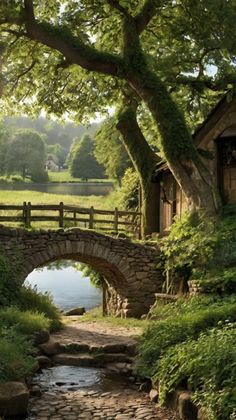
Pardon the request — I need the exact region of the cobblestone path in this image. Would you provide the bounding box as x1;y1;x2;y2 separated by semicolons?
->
28;387;179;420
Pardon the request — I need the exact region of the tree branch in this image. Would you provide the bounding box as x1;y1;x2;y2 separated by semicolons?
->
106;0;131;18
23;0;35;22
10;59;37;92
17;19;124;77
170;74;235;92
135;0;162;34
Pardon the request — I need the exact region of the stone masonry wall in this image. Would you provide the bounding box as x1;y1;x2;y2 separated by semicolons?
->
0;226;163;317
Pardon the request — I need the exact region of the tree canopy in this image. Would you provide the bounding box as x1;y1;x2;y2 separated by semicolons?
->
94;117;131;184
69;134;105;180
5;129;47;181
1;1;236;233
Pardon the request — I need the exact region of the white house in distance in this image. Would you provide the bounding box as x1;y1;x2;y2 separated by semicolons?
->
45;154;59;172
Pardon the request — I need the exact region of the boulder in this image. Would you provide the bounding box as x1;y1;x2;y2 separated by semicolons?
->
52;353;97;367
33;329;50;345
64;307;86;316
30;385;42;397
0;382;29;417
38;338;60;356
36;355;53;368
178;392;198;420
149;388;159;403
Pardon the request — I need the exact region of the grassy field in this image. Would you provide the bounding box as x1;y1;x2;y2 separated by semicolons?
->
0;189;119;229
0;190;114;208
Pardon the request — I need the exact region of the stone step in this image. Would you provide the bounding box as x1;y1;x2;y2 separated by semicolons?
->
58;342;137;356
52;352;135;367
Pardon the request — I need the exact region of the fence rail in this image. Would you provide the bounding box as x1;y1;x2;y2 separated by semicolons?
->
0;202;141;236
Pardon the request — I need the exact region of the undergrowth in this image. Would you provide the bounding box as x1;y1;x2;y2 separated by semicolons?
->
0;328;35;383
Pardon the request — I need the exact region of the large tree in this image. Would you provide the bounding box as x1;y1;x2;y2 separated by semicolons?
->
0;122;9;175
1;1;236;234
69;134;105;180
5;129;47;181
94;117;131;185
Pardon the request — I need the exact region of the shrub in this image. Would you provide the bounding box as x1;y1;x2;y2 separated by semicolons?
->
148;295;227;320
19;284;62;331
117;168;139;211
156;325;236;420
159;206;236;294
0;252;20;306
158;211;216;293
0;328;35;383
137;298;236;377
0;307;50;335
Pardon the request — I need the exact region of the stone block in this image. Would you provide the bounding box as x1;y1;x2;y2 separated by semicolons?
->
149;389;159;402
38;339;60;356
0;382;29;417
33;329;50;345
178;392;198;420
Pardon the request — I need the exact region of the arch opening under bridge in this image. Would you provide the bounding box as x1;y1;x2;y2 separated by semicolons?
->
0;226;162;317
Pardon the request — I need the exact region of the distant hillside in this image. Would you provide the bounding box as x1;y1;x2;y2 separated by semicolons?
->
4;116;100;152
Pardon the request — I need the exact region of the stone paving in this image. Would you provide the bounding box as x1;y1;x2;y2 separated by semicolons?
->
27;388;179;420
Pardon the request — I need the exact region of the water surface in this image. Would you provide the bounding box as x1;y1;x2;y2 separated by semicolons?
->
0;182;113;196
32;366;134;392
26;265;102;311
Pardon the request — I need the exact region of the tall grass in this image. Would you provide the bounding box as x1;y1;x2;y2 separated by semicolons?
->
0;328;35;383
19;285;62;331
0;307;50;335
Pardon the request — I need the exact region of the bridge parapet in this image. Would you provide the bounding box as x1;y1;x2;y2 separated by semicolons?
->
0;226;163;317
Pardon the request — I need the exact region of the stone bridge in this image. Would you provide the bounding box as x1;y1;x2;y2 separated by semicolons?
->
0;226;163;317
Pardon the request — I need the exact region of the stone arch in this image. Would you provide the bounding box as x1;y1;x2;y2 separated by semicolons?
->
0;226;163;317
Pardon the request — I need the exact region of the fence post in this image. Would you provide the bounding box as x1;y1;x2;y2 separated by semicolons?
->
89;206;94;229
114;207;118;232
26;202;31;228
23;201;27;226
138;213;142;239
59;202;64;228
73;211;77;226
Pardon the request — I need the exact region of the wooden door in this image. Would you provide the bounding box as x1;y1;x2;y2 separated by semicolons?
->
218;137;236;203
161;172;177;233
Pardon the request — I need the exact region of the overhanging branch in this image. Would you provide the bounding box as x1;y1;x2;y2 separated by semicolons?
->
135;0;162;34
106;0;131;18
23;0;35;21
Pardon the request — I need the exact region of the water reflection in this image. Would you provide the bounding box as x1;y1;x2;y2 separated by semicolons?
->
32;366;134;392
26;264;102;311
0;182;113;196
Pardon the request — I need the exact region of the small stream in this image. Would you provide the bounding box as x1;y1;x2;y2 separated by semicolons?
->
24;264;145;420
30;365;135;393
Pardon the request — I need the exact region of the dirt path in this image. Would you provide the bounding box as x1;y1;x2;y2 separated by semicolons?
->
27;318;179;420
52;317;142;349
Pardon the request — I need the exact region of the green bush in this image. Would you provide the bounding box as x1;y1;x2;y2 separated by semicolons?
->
0;252;20;306
158;206;236;294
158;211;216;293
192;267;236;294
117;168;139;211
137;298;236;377
0;307;50;335
148;295;227;320
19;284;62;331
0;328;35;383
156;325;236;420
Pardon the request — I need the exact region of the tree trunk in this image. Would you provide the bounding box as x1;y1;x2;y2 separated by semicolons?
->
116;102;160;237
127;71;222;214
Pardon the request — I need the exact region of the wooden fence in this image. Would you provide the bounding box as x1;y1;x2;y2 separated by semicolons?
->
0;202;141;236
